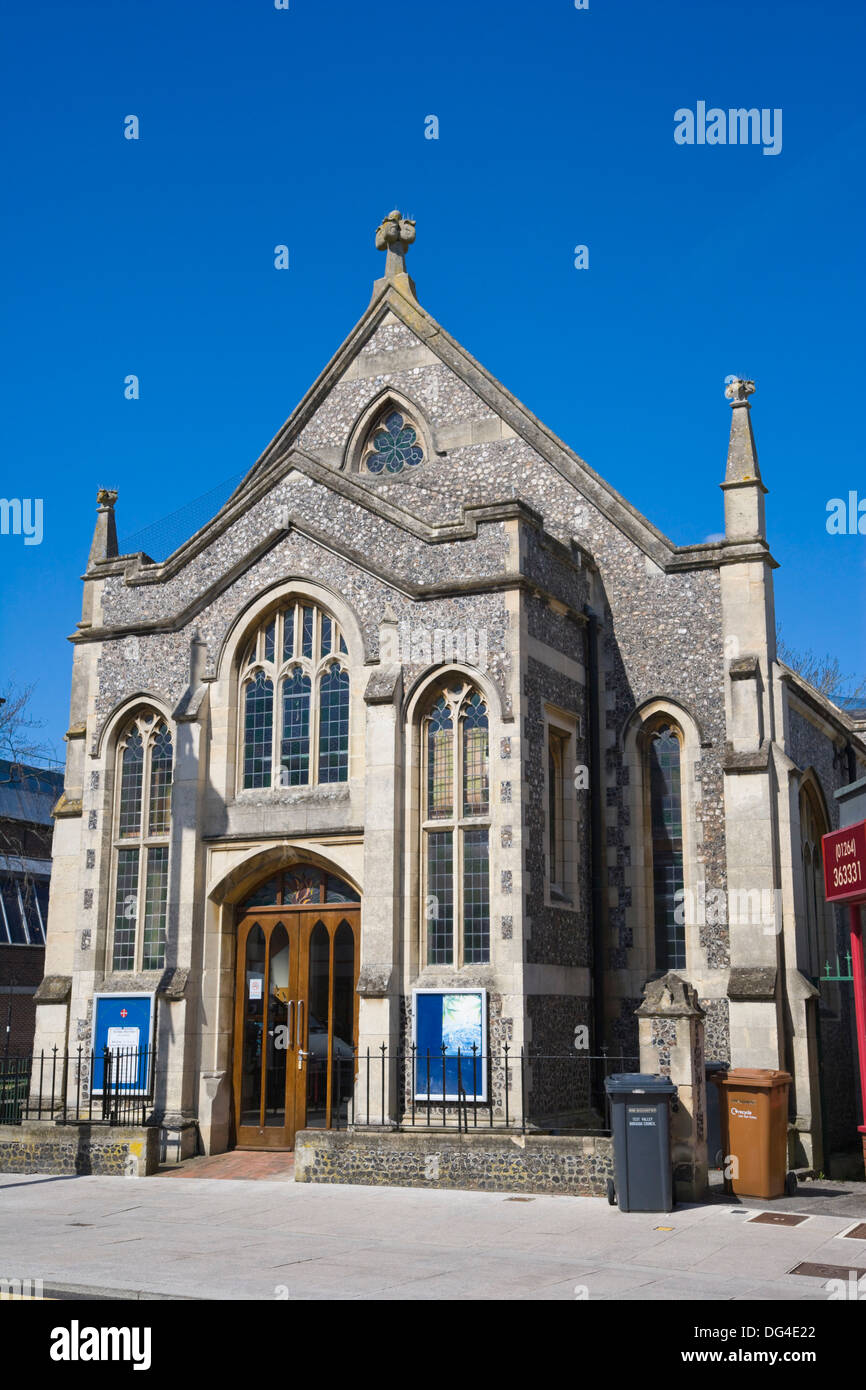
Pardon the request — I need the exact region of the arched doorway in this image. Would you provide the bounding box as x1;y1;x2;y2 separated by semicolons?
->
231;864;360;1150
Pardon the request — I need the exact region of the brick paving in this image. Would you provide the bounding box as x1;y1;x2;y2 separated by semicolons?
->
157;1150;295;1181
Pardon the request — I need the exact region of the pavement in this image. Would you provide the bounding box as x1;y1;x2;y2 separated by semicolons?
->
2;1168;866;1300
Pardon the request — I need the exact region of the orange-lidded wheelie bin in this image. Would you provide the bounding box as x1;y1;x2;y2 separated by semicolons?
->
711;1068;797;1198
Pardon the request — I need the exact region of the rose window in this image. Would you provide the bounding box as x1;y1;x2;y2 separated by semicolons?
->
364;411;424;475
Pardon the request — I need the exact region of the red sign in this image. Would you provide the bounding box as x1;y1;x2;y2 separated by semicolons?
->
822;820;866;905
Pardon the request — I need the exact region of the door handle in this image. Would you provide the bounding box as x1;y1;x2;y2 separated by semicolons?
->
296;999;304;1048
298;1049;310;1070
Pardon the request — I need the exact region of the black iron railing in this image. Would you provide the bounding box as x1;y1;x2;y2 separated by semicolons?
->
326;1045;639;1134
0;1047;156;1127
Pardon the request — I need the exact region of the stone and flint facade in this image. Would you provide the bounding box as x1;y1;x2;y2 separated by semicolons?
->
33;212;866;1171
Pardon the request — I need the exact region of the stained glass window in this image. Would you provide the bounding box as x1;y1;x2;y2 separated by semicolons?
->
237;868;360;912
364;410;424;475
649;724;685;970
142;846;169;970
302;606;314;659
118;728;144;838
282;604;296;662
325;874;361;904
284;866;320;904
112;712;174;971
281;669;311;786
426;832;454;965
462;693;489;817
422;683;490;966
240;602;350;790
318;665;349;783
463;828;490;964
427;697;453;819
243;671;274;789
148;724;173;835
112;848;140;971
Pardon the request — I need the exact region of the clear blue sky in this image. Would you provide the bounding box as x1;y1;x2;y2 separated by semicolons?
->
2;0;864;756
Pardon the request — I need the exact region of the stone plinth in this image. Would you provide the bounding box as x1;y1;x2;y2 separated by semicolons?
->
636;972;708;1202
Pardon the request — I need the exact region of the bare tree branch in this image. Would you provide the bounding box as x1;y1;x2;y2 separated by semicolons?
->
776;625;866;708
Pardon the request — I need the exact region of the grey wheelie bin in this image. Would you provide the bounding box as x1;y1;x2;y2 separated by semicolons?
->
604;1072;677;1212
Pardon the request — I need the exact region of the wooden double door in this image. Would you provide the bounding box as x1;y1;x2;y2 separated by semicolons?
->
232;907;360;1149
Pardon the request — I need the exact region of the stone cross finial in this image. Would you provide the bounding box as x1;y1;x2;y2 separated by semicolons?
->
375;209;416;279
96;487;118;509
725;378;755;405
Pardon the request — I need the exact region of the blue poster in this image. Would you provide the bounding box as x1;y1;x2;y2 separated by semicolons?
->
92;993;154;1095
414;990;487;1101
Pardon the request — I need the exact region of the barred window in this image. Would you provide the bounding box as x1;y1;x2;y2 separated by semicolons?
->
112;714;173;971
239;601;350;791
421;682;490;966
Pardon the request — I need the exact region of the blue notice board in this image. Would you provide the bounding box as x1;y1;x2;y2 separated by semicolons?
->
92;993;155;1095
413;989;487;1101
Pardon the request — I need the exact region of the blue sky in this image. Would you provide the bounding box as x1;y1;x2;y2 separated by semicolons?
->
2;0;864;756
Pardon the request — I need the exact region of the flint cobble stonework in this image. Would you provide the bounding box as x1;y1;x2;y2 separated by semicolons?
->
294;1129;613;1197
0;1122;157;1176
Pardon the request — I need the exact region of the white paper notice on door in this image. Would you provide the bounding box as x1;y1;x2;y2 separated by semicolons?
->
248;975;263;1000
106;1026;141;1085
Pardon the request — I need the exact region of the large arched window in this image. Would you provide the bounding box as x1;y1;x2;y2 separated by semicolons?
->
240;602;350;790
111;712;173;971
646;720;685;971
421;682;490;966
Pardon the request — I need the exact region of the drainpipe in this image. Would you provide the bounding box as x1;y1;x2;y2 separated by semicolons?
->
584;606;606;1078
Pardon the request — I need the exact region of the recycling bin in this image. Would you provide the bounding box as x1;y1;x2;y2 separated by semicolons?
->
711;1068;796;1199
604;1072;677;1212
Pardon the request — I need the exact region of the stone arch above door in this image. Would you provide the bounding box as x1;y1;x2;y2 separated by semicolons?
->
207;844;362;909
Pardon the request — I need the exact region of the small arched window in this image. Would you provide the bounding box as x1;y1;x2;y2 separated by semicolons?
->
421;681;490;966
646;721;685;971
112;712;173;971
239;602;350;791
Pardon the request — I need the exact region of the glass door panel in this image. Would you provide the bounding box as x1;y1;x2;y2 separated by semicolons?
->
239;924;266;1127
305;921;331;1129
264;923;290;1128
234;916;299;1148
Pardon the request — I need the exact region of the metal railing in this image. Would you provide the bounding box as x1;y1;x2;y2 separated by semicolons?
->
327;1045;640;1134
0;1047;157;1127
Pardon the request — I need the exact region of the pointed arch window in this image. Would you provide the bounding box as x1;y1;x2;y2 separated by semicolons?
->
646;722;685;971
240;602;350;790
111;713;173;972
421;682;490;965
362;408;425;476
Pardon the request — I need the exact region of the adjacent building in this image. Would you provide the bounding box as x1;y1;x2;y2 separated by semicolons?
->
1;759;63;1054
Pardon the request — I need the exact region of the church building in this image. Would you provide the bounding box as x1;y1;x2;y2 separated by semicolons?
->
36;212;866;1170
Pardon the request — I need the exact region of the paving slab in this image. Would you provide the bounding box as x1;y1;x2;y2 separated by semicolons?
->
2;1172;865;1301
